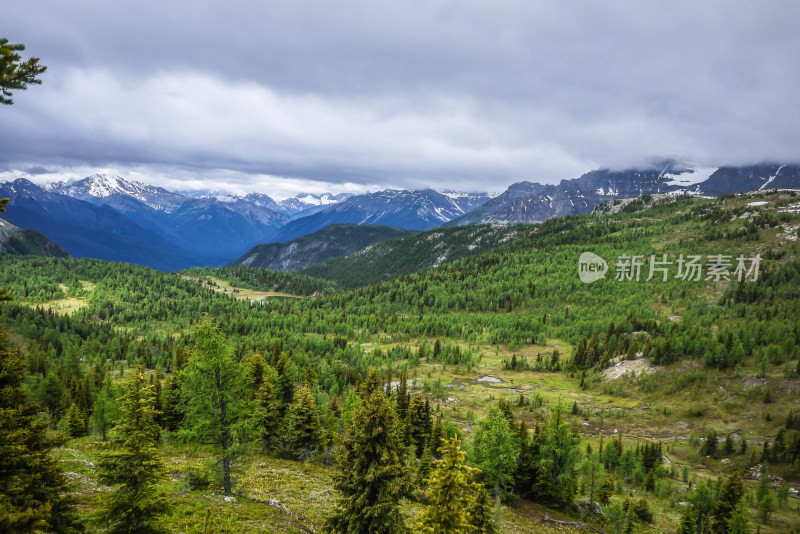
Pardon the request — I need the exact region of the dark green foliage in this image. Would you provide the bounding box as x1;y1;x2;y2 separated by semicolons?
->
525;403;581;507
0;327;82;533
0;38;47;105
468;484;499;534
179;322;256;495
92;377;120;441
324;372;410;534
416;444;433;488
678;505;697;534
255;378;281;453
66;403;87;438
302;224;533;288
97;366;170;534
183;265;339;296
407;394;432;457
598;477;614;505
160;374;183;431
229;224;412;272
711;472;744;533
284;385;323;460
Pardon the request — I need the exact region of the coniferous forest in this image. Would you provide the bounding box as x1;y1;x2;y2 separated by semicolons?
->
1;190;800;533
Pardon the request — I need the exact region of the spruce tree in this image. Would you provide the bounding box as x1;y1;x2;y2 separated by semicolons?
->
711;472;744;533
415;437;474;534
0;327;82;533
727;502;750;534
66;403;87;438
285;385;323;460
160;374;183;432
598;477;614;505
97;366;170;534
407;394;432;457
179;322;256;494
255;378;281;453
416;444;433;489
324;371;409;534
92;378;120;441
468;484;499;534
677;505;697;534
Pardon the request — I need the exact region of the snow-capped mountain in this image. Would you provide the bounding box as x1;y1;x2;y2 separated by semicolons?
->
48;173;186;212
448;162;800;226
0;178;200;269
261;189;493;243
278;193;354;218
44;174;290;262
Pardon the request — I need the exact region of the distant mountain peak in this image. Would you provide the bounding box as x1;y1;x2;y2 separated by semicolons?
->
49;173;185;212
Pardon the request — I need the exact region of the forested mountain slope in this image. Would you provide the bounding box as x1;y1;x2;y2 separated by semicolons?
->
229;224;413;271
0;216;70;258
302;223;536;287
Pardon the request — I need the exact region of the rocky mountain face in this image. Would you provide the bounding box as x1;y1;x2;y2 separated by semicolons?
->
229;224;413;271
448;163;800;225
0;216;70;258
262;189;493;243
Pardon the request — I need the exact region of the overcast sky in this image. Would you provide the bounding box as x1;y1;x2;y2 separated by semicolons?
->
3;1;799;198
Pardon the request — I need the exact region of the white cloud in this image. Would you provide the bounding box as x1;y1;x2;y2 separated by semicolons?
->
2;0;799;194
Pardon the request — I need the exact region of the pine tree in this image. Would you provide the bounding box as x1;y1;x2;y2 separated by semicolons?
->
255;378;281;453
395;370;409;420
727;501;750;534
160;374;183;431
598;477;614;505
416;444;433;488
97;366;170;534
66;403;87;438
324;371;410;534
0;327;82;533
179;322;256;494
582;451;604;503
712;472;744;533
758;491;774;525
468;484;499;534
407;394;432;457
285;385;323;460
428;416;444;459
414;438;474;534
0;38;47;105
472;406;520;499
677;505;697;534
92;378;120;441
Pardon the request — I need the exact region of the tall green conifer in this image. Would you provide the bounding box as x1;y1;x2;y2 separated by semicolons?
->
324;371;409;534
97;366;170;534
0;328;81;533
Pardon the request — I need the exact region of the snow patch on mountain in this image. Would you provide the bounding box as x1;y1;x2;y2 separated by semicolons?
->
662;167;718;187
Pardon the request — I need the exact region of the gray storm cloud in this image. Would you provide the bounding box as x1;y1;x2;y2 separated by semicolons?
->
3;0;799;194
